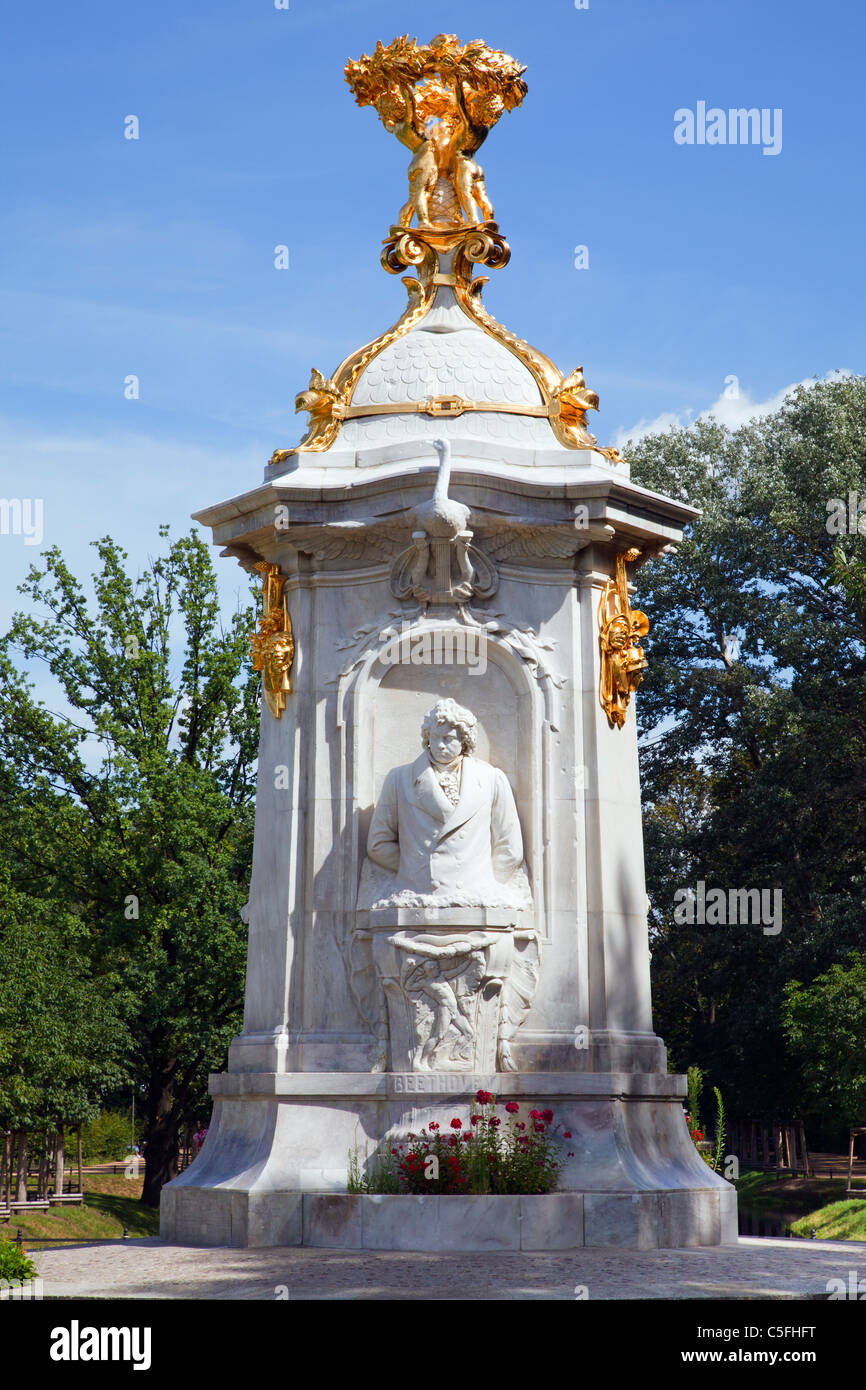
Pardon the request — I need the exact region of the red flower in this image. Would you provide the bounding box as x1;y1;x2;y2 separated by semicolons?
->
529;1109;542;1120
450;1117;462;1129
563;1131;572;1139
476;1090;494;1105
541;1108;554;1123
470;1115;480;1126
488;1116;501;1128
429;1122;439;1131
505;1101;520;1114
462;1133;472;1142
533;1122;545;1134
517;1122;526;1132
567;1152;575;1158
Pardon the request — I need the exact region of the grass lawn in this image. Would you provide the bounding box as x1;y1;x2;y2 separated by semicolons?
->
736;1169;866;1240
0;1174;160;1249
791;1200;866;1241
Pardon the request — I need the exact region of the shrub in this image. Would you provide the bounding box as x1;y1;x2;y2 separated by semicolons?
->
348;1091;572;1195
0;1240;38;1283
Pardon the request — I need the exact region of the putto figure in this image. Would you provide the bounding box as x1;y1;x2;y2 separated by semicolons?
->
366;697;526;906
345;34;527;229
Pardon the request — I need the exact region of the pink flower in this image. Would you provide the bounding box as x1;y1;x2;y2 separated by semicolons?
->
505;1101;519;1114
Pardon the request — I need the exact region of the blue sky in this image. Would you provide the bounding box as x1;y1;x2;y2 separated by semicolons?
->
1;0;864;638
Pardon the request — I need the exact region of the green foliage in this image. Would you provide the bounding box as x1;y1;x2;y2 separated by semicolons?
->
0;1240;38;1283
783;953;866;1128
711;1086;726;1174
0;900;128;1131
687;1065;704;1134
629;376;866;1131
80;1109;135;1164
0;527;259;1201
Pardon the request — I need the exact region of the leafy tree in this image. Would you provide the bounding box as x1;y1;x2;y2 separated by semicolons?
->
0;884;128;1133
0;529;259;1204
628;376;866;1133
783;954;866;1129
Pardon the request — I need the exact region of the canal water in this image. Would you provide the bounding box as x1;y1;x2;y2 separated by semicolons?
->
737;1205;807;1238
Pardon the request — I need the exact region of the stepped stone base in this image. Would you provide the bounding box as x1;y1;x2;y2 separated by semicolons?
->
160;1071;738;1250
160;1188;738;1251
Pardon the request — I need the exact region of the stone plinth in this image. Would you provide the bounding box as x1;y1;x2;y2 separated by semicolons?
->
160;1071;737;1249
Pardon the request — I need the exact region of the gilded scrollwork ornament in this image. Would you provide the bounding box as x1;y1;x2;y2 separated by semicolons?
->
599;549;650;729
250;561;294;718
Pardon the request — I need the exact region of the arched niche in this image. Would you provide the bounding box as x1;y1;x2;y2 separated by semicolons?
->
337;619;554;940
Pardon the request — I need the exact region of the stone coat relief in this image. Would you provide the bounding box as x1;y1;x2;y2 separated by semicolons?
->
352;698;539;1072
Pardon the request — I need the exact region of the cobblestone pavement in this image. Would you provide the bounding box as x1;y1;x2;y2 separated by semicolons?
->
31;1237;865;1300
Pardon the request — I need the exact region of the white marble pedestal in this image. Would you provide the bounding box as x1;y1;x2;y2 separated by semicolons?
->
162;222;736;1251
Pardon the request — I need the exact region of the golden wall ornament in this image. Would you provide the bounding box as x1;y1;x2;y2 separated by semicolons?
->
250;561;294;718
598;549;650;729
345;34;527;230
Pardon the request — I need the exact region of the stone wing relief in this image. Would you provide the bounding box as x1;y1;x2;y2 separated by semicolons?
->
278;521;408;564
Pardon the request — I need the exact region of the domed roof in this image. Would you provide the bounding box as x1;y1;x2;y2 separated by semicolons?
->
341;288;559;451
352;303;543;410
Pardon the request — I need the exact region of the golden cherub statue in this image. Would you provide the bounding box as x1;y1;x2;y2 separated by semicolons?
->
345;34;527;229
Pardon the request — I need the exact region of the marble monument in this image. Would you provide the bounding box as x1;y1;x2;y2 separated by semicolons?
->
161;33;737;1251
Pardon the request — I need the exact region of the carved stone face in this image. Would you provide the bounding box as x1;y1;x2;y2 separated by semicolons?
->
427;722;463;766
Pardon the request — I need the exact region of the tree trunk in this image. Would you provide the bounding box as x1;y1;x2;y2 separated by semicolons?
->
1;1131;8;1207
15;1130;28;1203
141;1072;181;1207
55;1126;65;1195
76;1125;83;1195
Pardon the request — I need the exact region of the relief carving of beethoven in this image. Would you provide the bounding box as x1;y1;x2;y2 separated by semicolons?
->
366;697;526;907
353;698;537;1072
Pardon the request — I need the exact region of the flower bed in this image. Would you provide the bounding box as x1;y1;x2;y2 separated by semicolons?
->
348;1090;574;1195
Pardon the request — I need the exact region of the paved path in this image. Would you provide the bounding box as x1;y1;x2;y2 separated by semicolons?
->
31;1236;866;1300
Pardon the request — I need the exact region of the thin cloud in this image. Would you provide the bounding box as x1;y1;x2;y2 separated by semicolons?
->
614;370;854;449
